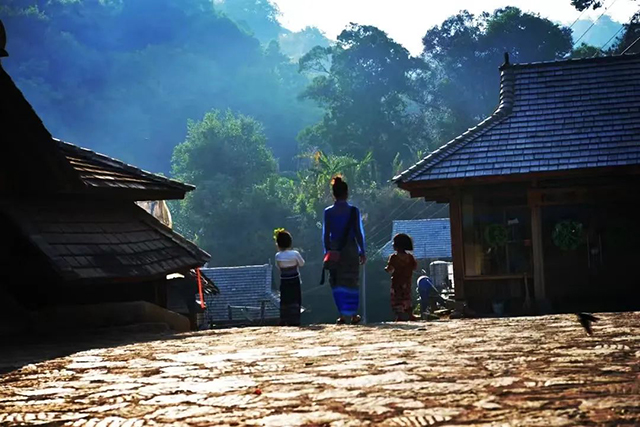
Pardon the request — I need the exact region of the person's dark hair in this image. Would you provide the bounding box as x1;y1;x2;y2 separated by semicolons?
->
331;175;348;200
276;230;293;250
393;233;413;252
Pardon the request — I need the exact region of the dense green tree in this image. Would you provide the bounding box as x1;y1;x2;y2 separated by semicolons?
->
172;110;286;265
422;8;573;136
612;13;640;54
298;24;430;179
571;0;636;10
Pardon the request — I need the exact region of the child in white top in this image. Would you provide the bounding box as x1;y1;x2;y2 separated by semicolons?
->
275;230;304;326
275;248;305;269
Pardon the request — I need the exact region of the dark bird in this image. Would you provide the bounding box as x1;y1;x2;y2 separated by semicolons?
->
576;312;599;335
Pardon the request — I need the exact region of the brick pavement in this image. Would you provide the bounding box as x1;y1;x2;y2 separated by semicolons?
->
1;313;639;426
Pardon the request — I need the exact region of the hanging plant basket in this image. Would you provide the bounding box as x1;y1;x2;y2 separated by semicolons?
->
552;220;584;251
484;224;508;248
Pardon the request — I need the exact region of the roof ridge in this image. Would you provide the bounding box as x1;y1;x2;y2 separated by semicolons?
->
56;139;194;191
394;54;640;185
393;218;451;226
506;52;640;70
202;264;270;271
393;67;515;183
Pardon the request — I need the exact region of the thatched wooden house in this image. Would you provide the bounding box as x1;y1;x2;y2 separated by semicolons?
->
394;54;640;315
0;21;210;325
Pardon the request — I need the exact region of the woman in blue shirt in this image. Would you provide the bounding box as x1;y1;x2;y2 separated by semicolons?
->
323;176;366;324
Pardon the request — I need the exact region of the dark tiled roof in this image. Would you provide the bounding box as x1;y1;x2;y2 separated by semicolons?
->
381;219;451;260
201;265;280;323
59;140;194;197
395;54;640;184
0;200;209;282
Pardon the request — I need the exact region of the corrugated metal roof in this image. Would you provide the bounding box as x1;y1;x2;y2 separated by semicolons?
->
381;219;451;260
395;54;640;183
201;265;280;323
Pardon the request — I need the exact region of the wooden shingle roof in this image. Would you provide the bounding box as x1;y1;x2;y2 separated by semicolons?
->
394;54;640;185
0;200;209;282
59;141;193;198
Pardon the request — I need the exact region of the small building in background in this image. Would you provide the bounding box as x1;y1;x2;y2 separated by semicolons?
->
394;53;640;316
381;218;452;261
201;264;281;326
380;218;453;293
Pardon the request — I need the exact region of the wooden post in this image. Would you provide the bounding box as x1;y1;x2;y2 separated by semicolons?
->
227;305;233;321
529;191;547;311
449;193;466;300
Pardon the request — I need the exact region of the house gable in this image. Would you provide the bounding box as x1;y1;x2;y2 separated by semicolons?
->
395;54;640;186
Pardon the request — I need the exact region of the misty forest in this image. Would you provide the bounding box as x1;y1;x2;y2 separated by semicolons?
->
2;0;638;322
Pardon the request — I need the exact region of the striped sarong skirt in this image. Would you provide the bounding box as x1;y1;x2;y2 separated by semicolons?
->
280;267;301;326
329;239;361;316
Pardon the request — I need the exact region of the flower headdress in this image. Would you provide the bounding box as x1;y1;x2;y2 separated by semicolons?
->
273;228;286;241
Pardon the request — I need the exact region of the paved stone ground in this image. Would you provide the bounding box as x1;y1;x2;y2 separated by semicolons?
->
1;313;639;426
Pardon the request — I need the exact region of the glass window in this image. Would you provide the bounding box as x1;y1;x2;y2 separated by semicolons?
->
462;193;532;277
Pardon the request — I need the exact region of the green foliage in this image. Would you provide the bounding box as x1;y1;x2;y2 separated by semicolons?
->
571;43;604;58
172;110;284;265
612;12;640;54
571;0;618;10
422;8;573;136
299;24;431;179
552;220;585;251
484;224;509;248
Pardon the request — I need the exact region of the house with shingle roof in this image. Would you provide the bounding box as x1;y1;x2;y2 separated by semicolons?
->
394;53;640;316
201;265;281;325
381;219;451;260
0;19;209;332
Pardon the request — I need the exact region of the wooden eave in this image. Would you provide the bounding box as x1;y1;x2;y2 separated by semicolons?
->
398;164;640;200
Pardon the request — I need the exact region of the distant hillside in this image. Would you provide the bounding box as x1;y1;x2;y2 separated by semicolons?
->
0;0;322;173
215;0;331;59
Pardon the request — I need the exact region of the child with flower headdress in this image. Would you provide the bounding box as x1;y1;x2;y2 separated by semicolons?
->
274;229;305;326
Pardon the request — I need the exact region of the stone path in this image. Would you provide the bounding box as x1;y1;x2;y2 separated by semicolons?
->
1;313;639;426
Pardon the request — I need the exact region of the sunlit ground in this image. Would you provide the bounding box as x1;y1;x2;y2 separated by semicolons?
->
1;313;639;426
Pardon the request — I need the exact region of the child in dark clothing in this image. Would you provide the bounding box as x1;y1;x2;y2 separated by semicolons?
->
385;233;418;321
275;229;305;326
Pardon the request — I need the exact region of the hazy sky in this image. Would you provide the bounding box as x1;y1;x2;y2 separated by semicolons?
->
272;0;640;54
